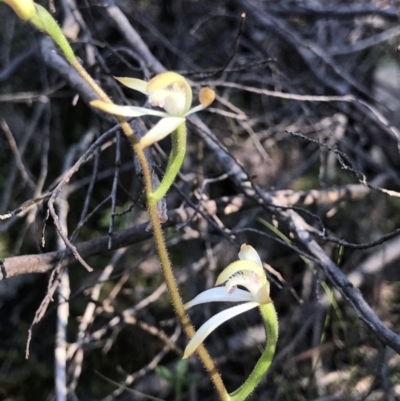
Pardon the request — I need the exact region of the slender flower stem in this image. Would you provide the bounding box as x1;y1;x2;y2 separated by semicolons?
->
149;123;187;205
147;200;227;400
229;302;278;401
12;2;228;399
70;40;230;401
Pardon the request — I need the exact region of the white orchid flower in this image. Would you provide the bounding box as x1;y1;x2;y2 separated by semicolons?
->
183;244;271;359
90;71;215;148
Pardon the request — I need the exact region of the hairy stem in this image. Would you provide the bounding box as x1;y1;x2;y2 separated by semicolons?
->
22;2;227;399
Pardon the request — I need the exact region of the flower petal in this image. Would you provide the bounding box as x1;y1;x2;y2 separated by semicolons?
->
90;100;167;118
140;117;185;148
183;302;259;359
184;287;254;310
185;104;205;117
147;72;192;114
238;244;263;267
185;87;215;116
215;260;265;286
114;77;149;94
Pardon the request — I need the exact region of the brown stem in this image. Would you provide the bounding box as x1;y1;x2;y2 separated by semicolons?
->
70;55;227;401
130;130;227;401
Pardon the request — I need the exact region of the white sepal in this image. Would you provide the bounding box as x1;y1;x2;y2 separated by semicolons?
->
238;244;263;267
183;302;259;359
114;77;149;94
90;100;167;118
184;287;255;310
185;104;205;116
140;117;185;148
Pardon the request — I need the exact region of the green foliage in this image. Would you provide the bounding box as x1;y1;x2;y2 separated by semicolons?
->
155;359;202;401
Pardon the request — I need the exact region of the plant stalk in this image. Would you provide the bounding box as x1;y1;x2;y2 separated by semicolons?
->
22;2;228;399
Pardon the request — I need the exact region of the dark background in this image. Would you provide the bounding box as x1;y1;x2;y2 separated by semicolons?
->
0;0;400;400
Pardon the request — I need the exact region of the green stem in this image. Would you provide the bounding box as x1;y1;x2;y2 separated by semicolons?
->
166;129;180;172
30;4;114;106
30;4;76;63
149;123;186;205
229;303;278;401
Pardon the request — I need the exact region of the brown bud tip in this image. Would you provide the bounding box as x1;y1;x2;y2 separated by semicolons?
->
199;87;215;108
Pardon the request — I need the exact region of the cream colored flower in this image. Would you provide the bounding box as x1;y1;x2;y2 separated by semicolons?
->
0;0;36;20
90;72;215;148
183;244;271;359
